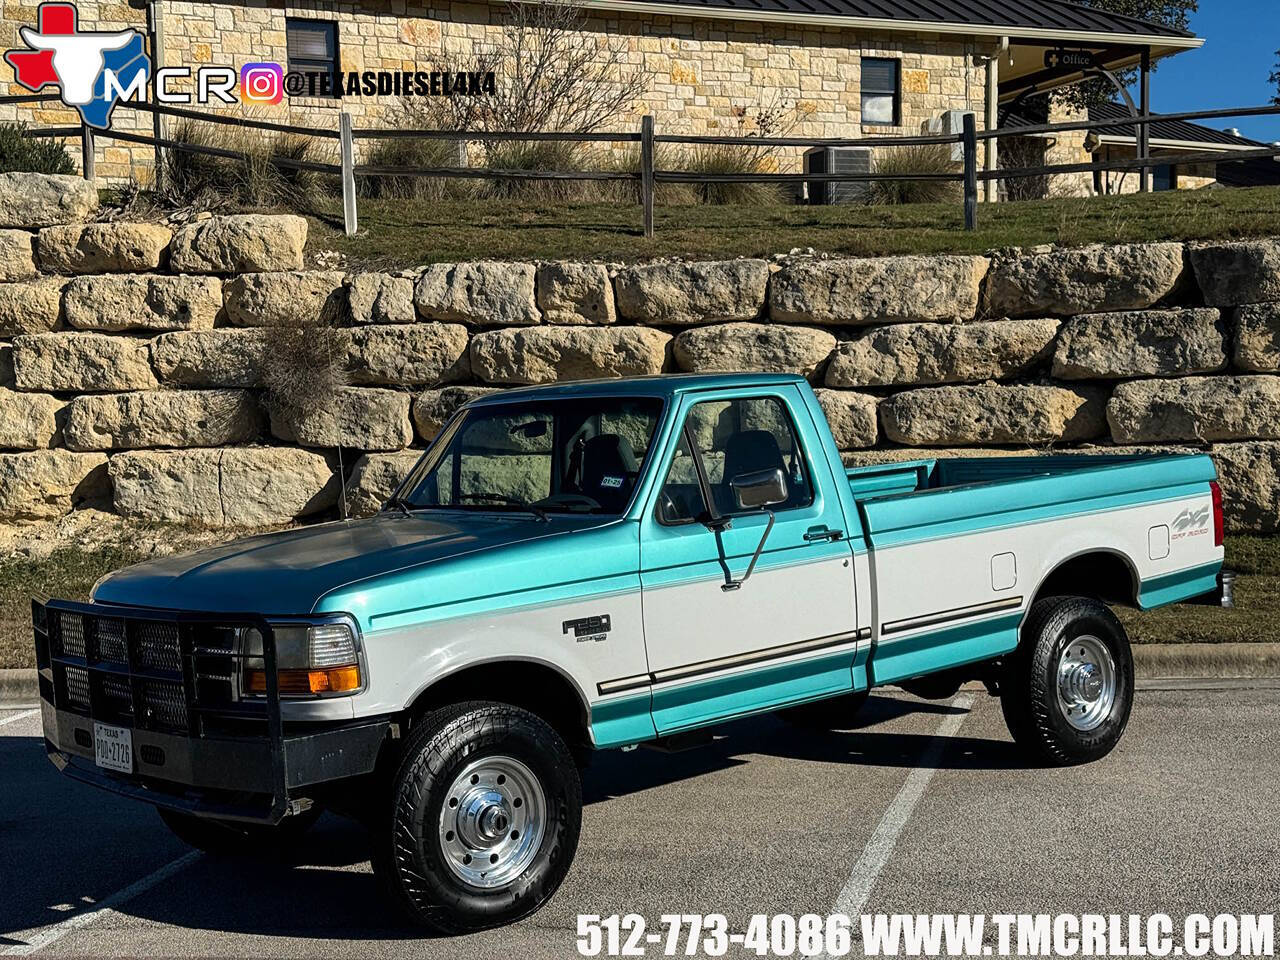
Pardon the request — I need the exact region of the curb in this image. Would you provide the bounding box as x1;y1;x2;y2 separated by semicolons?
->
0;669;38;705
4;644;1280;707
1132;642;1280;679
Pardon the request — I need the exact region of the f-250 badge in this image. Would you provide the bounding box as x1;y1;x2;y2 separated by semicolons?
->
562;614;611;643
1171;505;1211;541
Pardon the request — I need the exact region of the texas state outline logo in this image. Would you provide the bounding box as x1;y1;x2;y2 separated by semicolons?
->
4;2;151;130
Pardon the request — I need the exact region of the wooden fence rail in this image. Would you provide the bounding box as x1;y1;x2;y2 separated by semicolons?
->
6;95;1280;239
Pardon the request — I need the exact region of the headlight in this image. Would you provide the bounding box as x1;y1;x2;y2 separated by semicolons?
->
240;622;363;698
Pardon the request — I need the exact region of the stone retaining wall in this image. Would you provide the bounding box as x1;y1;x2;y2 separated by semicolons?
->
2;172;1279;532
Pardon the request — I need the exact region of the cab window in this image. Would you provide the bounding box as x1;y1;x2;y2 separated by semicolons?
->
657;396;813;524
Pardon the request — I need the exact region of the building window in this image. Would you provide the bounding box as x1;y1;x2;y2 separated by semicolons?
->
1154;164;1178;191
286;18;339;85
861;57;900;126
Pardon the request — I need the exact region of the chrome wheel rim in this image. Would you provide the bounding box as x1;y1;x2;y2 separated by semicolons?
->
438;755;546;890
1056;634;1117;732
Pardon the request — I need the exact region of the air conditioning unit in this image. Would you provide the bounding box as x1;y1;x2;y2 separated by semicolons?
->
926;110;973;162
804;146;873;205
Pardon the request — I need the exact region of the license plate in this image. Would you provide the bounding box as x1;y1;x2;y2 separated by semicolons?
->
93;722;133;774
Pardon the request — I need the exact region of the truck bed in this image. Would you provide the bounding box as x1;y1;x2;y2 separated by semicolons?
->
843;452;1222;686
846;453;1218;548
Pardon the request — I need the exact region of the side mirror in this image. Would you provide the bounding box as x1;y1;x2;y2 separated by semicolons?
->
730;468;788;511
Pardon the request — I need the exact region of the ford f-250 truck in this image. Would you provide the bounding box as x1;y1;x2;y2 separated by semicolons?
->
33;374;1228;932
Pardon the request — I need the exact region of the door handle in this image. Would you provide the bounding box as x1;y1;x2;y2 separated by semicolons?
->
803;526;843;543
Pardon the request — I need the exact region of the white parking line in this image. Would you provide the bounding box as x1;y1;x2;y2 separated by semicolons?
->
0;709;38;727
832;693;975;918
1;851;203;956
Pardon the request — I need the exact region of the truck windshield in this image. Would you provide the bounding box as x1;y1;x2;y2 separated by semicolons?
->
396;397;665;516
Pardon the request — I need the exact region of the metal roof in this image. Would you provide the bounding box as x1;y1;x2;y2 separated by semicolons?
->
1216;155;1280;188
1001;102;1264;151
1088;101;1264;149
589;0;1196;42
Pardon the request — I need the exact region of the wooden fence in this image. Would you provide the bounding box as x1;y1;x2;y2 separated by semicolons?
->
7;92;1280;238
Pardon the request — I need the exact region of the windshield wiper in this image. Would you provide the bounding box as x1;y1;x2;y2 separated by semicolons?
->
456;494;550;522
383;497;415;517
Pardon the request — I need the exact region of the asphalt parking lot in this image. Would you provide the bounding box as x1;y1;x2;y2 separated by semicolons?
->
2;684;1279;958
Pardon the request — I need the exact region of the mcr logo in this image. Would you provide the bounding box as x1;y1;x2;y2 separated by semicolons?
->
4;2;151;128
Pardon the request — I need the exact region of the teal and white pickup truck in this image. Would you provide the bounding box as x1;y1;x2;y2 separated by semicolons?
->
33;374;1228;932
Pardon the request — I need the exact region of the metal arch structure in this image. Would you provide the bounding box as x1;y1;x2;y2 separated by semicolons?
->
997;58;1145;194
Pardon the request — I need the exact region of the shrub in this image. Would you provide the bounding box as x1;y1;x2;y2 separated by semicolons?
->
259;312;352;518
407;0;646;138
358;135;474;202
259;313;349;426
678;143;790;206
998;136;1052;202
0;122;77;175
161;120;331;211
478;139;590;202
591;144;697;206
868;144;962;206
668;97;803;206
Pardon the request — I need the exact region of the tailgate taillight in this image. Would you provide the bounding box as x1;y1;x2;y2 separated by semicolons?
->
1210;481;1224;547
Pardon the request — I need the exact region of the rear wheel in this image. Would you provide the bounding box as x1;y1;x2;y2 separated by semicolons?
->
1000;596;1134;766
776;690;871;731
157;806;321;856
371;700;581;934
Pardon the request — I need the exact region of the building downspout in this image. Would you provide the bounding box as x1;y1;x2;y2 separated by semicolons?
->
981;37;1007;203
1138;46;1151;193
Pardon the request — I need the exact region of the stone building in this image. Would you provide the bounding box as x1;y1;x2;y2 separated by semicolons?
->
2;0;1203;188
1002;99;1276;199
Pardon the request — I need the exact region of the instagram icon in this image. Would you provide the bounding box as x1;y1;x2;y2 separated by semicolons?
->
240;62;284;104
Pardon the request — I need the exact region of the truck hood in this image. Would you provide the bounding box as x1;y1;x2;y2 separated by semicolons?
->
91;512;611;616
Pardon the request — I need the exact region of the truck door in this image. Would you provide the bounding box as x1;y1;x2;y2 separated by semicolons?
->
637;386;859;735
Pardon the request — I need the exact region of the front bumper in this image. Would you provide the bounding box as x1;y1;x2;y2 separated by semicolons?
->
35;598;390;824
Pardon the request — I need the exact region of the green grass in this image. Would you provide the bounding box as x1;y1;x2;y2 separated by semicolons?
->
306;185;1280;269
0;545;151;671
1;535;1275;669
1118;536;1280;646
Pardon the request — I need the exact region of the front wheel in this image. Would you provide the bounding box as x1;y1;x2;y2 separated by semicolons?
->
1000;596;1134;766
372;701;582;934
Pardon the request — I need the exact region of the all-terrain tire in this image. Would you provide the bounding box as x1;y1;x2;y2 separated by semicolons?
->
371;700;582;934
1001;595;1134;766
776;690;871;731
156;806;322;856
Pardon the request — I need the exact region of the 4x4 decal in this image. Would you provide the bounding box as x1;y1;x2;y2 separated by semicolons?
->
1172;505;1211;541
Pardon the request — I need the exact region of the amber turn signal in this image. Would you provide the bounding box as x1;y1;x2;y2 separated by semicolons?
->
246;665;361;696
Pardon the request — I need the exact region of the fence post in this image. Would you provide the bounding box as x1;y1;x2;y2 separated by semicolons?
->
80;124;95;181
339;111;357;237
148;0;164;190
962;112;977;232
640;114;655;240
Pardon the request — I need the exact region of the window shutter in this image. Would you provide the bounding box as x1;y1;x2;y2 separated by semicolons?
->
861;57;898;96
287;21;335;61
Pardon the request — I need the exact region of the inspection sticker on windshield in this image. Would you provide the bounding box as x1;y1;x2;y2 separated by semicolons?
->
600;476;624;489
93;722;133;774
